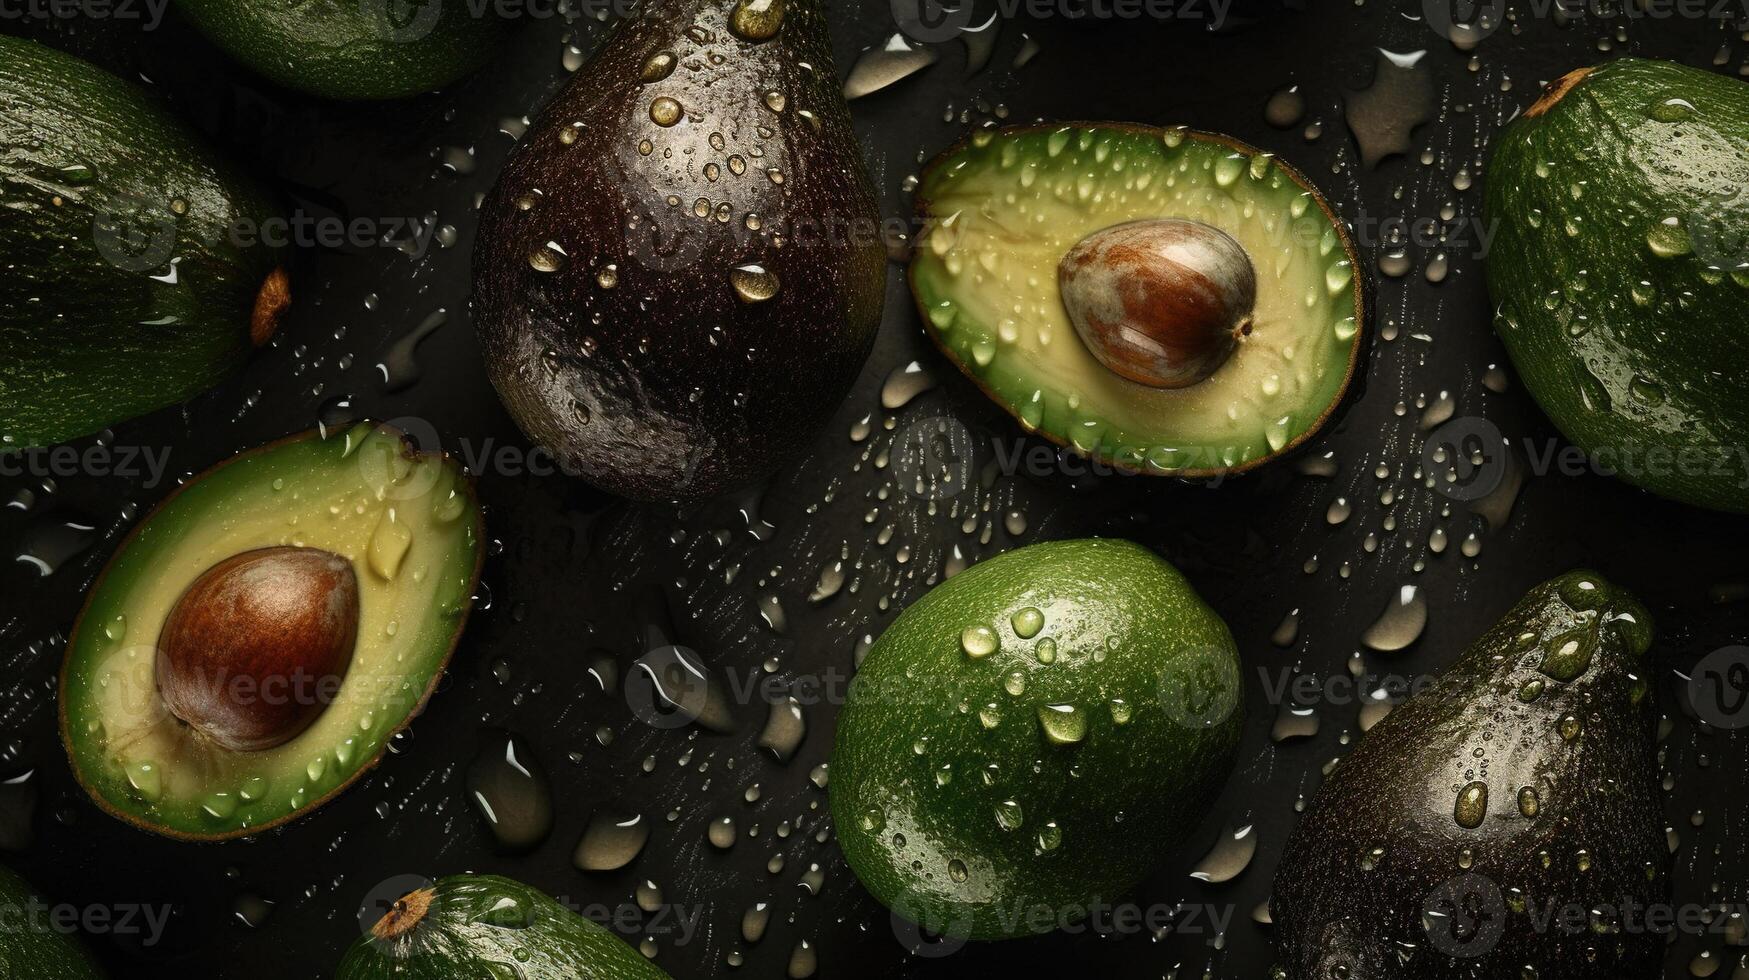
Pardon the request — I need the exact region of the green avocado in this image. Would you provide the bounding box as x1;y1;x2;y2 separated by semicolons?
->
909;123;1366;478
0;864;105;979
173;0;507;101
338;874;669;979
829;538;1243;941
59;424;483;840
0;35;289;450
1273;571;1665;979
1486;58;1749;512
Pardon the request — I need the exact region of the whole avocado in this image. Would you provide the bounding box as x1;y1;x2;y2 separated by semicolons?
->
0;35;288;449
830;538;1243;940
1486;58;1749;512
471;0;886;502
173;0;507;100
0;864;105;979
1273;571;1666;979
338;874;669;979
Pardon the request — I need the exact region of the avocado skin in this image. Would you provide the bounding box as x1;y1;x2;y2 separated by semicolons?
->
1486;58;1749;512
0;864;105;979
173;0;506;100
1273;571;1666;980
0;36;286;449
472;0;886;502
830;539;1243;940
337;874;669;979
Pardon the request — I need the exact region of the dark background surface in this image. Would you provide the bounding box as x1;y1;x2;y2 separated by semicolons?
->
3;0;1748;976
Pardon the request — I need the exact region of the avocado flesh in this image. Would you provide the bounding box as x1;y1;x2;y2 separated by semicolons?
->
337;874;669;980
60;425;483;840
1486;59;1749;512
910;124;1363;475
1273;571;1665;980
471;0;886;502
172;0;506;100
830;539;1243;940
0;35;285;449
0;865;105;979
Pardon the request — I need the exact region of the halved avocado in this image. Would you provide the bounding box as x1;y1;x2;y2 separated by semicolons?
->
59;424;483;840
338;874;669;979
909;123;1366;476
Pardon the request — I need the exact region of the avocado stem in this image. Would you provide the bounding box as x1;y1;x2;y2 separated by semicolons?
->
370;887;434;942
1526;66;1595;119
250;266;292;347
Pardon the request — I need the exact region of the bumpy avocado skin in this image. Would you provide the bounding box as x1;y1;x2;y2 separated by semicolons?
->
1486;58;1749;512
830;539;1243;941
0;35;285;448
0;864;106;979
1273;571;1665;980
173;0;506;100
472;0;885;503
338;875;670;980
60;425;484;840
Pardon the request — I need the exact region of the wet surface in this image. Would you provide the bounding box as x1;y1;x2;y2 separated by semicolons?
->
2;2;1749;977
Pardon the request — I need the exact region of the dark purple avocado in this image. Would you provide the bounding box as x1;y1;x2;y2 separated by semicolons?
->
471;0;886;502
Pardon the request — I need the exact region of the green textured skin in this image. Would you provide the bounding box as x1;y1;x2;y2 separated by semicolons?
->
829;539;1243;940
1274;571;1665;980
337;875;671;979
0;35;283;449
1486;58;1749;512
173;0;507;100
0;864;106;980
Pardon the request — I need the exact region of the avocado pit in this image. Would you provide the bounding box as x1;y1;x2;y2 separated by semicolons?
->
1057;218;1258;389
155;546;360;753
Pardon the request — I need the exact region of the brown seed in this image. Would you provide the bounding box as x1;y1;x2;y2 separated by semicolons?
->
155;547;360;752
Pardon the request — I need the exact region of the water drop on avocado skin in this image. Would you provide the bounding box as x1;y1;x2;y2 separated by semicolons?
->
1273;571;1666;979
472;0;885;503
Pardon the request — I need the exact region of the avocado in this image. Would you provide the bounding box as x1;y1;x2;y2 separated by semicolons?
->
173;0;507;101
59;423;484;840
909;123;1365;477
1486;59;1749;513
472;0;886;502
1272;571;1665;979
0;864;105;979
338;874;669;980
0;35;289;450
829;538;1243;940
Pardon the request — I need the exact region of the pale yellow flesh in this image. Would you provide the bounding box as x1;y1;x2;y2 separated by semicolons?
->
912;126;1361;472
64;426;479;836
